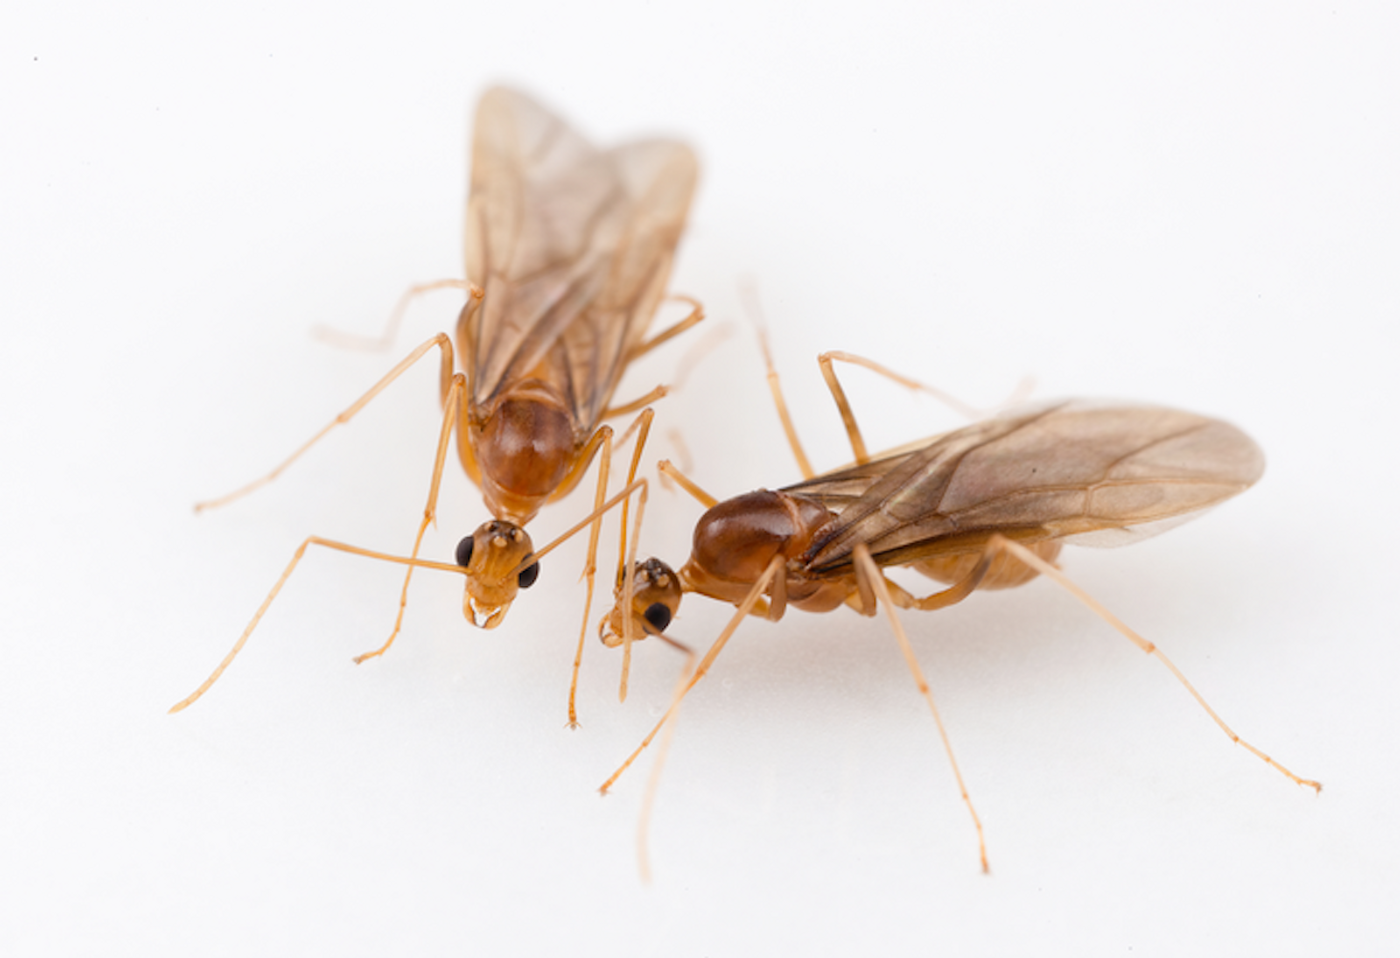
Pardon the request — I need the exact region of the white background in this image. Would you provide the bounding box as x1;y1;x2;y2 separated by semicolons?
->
4;2;1397;955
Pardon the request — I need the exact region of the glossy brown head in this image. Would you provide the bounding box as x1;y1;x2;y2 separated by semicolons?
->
474;397;575;525
455;519;540;629
599;558;683;648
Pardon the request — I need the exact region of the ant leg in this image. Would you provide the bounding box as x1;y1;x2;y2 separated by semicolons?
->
168;537;469;713
978;535;1322;793
314;279;480;352
899;536;1322;793
513;480;649;571
756;327;816;480
596;406;657;672
539;421;627;727
599;555;781;795
601;299;708;421
661;429;693;482
609;410;658;705
657;460;719;509
852;543;990;874
628;295;705;361
352;373;467;664
615;477;651;705
816;352;1012;466
738;281;813;478
820;352;1032;433
557;420;625;726
496;408;640;725
637;632;697;884
196;330;462;513
172;485;648;714
745;285;1008;475
602;385;669;420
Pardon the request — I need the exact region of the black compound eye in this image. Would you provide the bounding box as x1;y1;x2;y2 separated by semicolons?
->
643;603;672;633
517;562;540;589
455;535;475;568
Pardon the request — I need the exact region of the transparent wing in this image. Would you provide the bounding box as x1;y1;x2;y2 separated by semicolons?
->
780;448;926;510
460;87;698;429
795;400;1265;573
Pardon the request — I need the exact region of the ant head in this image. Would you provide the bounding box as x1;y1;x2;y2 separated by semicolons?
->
455;519;538;629
598;557;683;648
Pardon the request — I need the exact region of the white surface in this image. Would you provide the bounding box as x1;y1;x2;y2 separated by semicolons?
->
3;3;1397;955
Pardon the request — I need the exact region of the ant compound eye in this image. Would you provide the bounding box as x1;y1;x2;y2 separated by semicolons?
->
643;603;672;633
455;536;475;568
517;562;540;589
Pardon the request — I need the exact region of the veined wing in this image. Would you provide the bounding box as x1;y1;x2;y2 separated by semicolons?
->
781;447;929;511
461;87;698;428
799;400;1265;573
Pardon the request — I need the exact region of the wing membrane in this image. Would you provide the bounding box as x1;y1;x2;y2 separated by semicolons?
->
460;87;698;429
794;400;1265;573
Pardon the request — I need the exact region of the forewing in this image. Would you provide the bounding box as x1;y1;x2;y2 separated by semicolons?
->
782;447;927;510
799;400;1265;573
461;87;697;426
